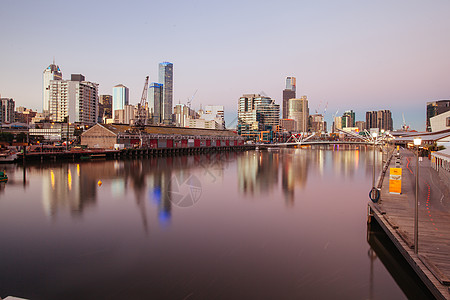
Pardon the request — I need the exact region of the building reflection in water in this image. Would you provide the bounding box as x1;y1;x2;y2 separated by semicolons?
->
238;146;373;207
42;163;96;217
36;153;236;227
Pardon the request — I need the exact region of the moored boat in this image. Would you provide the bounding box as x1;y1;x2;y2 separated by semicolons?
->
0;170;8;182
0;150;18;163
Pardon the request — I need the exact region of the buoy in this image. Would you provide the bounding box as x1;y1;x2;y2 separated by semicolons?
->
98;180;102;186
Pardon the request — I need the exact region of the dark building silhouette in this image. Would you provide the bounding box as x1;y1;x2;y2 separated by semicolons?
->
366;110;393;131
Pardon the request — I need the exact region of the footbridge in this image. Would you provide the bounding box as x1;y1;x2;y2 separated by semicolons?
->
257;129;384;149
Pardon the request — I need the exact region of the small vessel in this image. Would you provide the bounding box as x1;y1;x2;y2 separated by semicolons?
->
0;150;18;163
0;170;8;182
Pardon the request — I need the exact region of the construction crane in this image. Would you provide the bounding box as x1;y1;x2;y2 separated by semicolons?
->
187;89;198;109
135;76;149;129
402;112;409;131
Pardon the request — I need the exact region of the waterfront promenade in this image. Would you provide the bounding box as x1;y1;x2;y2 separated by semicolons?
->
370;148;450;299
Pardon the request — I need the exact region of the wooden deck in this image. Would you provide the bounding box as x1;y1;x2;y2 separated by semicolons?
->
369;148;450;299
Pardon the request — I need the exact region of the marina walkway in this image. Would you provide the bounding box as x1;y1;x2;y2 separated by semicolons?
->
370;148;450;299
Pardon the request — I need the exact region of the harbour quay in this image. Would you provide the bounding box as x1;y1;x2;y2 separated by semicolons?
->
16;124;252;163
368;147;450;299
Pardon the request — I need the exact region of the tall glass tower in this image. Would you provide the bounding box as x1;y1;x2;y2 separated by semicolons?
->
43;61;63;114
112;84;129;120
282;77;296;119
159;62;173;125
148;82;163;124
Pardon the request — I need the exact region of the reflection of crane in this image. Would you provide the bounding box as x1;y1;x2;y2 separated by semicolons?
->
187;89;198;109
135;76;150;129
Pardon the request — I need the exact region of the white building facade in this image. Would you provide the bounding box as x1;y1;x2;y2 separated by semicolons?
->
42;62;63;114
49;75;98;125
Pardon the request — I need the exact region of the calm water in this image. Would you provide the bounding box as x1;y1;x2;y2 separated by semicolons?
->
0;148;432;299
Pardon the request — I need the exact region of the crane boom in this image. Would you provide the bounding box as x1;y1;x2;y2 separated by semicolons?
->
136;76;149;128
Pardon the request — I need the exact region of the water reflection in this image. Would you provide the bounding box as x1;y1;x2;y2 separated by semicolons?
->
238;146;373;207
367;221;434;299
0;149;432;299
17;153;237;226
42;165;96;217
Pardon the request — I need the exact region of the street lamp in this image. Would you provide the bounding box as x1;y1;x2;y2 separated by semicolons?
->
413;137;422;254
372;132;378;189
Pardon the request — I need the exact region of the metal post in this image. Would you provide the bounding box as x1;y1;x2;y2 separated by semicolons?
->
414;145;419;253
372;141;376;188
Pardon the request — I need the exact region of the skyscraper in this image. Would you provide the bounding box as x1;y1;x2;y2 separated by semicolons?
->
48;74;98;125
99;95;113;120
238;94;280;131
42;61;63;114
0;98;15;124
282;77;296;119
112;84;129;119
365;110;393;131
148;82;163;124
341;110;355;128
287;96;309;132
159;62;173;125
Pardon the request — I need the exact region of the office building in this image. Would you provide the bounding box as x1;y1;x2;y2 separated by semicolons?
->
174;104;197;127
426;100;450;132
159;62;173;125
341;110;355;128
112;84;129;119
429;110;450;134
309;114;327;133
15;107;37;124
114;104;136;124
42;61;63;115
148;82;163;124
201;105;225;129
99;95;113;121
0;98;15;124
366;110;393;131
356;121;366;132
287;96;309;132
332;116;342;132
48;74;98;125
280;119;296;132
282;77;296;119
188;118;219;129
238;94;280;131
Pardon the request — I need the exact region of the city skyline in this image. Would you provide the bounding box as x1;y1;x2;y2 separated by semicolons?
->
1;0;450;131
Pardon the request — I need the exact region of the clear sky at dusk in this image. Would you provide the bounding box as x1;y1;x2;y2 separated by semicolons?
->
1;0;449;131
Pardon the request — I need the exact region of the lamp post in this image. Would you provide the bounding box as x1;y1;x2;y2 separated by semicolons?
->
413;137;422;254
372;132;378;189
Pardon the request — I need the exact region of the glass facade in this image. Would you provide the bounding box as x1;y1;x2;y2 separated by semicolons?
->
287;96;309;133
238;94;280;131
148;83;163;124
159;62;173;125
112;85;129;119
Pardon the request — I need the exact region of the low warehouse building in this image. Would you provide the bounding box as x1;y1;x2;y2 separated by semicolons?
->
81;124;244;149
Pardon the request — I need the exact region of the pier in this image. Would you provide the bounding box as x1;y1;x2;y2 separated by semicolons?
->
16;144;255;163
368;147;450;299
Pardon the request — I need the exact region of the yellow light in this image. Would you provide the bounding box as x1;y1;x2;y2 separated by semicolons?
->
50;170;55;190
68;169;72;190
